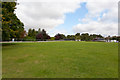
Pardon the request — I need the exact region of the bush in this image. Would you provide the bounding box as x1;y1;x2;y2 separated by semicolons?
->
23;36;36;41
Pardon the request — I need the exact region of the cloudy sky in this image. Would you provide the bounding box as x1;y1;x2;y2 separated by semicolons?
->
15;0;119;37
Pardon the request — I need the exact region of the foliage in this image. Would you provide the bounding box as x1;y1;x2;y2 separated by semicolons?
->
23;36;36;41
49;37;55;40
80;33;104;41
20;30;27;39
90;34;103;40
66;35;75;40
75;33;80;40
36;29;50;41
81;33;90;41
0;2;2;41
54;33;66;40
2;2;24;41
28;28;36;38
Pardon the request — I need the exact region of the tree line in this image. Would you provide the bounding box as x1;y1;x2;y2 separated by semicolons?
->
1;2;120;42
21;29;120;41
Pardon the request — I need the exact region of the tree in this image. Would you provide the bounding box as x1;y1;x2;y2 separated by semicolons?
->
105;36;111;42
32;29;36;37
28;28;36;38
66;35;75;40
36;29;50;41
2;2;24;41
28;28;32;37
75;33;80;40
20;30;27;39
54;33;66;40
81;33;90;41
38;28;41;33
111;36;117;40
90;34;103;41
0;2;2;41
35;28;41;35
117;36;120;42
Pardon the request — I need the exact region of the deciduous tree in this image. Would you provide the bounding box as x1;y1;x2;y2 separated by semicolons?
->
2;2;24;41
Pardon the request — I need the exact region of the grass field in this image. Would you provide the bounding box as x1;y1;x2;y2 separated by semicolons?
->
2;41;118;78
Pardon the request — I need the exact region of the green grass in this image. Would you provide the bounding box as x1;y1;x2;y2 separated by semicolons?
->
2;41;118;78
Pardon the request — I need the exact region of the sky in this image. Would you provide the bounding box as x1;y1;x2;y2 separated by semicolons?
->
15;0;119;37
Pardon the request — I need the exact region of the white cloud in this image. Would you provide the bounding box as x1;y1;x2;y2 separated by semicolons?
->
15;0;85;31
73;0;119;36
73;21;118;36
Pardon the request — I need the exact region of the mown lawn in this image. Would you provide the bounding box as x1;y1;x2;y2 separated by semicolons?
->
2;41;118;78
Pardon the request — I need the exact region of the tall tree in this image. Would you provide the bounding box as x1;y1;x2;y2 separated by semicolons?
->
0;2;2;41
36;28;41;34
32;29;36;37
2;2;24;41
28;28;32;37
38;28;41;33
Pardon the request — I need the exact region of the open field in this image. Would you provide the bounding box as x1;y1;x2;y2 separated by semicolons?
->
2;41;118;78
